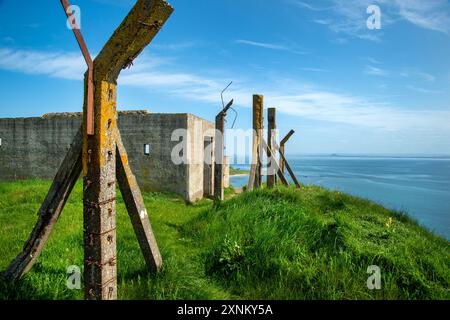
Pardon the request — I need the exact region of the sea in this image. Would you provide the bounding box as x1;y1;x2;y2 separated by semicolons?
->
229;155;450;240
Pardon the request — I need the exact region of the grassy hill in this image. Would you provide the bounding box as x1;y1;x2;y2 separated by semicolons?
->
0;180;448;300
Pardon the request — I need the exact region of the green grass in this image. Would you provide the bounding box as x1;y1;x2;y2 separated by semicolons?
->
0;180;448;300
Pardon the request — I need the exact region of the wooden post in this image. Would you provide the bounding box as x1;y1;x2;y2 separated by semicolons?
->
274;139;301;189
267;108;277;188
247;95;264;190
81;0;173;300
261;137;289;186
214;100;233;201
279;130;295;175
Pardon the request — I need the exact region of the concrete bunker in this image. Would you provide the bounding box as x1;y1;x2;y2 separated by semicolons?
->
0;110;228;203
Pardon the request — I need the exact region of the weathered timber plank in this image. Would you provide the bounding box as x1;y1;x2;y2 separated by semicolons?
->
248;95;264;189
261;138;289;186
275;141;301;189
3;128;83;282
279;130;295;175
116;129;162;271
247;130;259;191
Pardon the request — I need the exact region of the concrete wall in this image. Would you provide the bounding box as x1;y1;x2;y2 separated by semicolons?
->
0;111;215;202
186;114;215;202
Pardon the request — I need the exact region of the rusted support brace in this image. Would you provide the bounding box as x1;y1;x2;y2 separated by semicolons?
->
3;128;83;282
214;99;233;201
267;108;277;188
247;95;264;190
116;130;162;271
279;130;295;176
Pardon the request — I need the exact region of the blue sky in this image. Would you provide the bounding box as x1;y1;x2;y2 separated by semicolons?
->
0;0;449;155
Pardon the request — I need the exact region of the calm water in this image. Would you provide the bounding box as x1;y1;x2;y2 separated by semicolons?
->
230;156;450;240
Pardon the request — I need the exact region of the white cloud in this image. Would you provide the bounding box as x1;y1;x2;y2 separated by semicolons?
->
0;48;85;80
291;0;450;41
235;39;288;50
0;47;448;136
406;85;441;94
234;39;309;54
401;70;436;82
394;0;450;33
299;67;330;73
364;65;390;77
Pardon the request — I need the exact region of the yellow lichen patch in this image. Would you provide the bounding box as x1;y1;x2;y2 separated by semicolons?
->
95;81;117;167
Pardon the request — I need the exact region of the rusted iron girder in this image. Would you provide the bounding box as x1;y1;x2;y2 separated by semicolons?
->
60;0;94;136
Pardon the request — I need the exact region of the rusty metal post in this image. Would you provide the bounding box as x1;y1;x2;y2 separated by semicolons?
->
3;1;173;298
214;100;233;201
248;95;264;190
279;130;295;176
267;108;277;188
82;0;173;300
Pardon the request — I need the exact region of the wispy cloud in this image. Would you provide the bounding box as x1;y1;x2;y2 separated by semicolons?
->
235;39;287;50
290;0;450;42
0;48;85;80
234;39;309;54
299;67;329;73
0;47;448;135
152;41;201;51
394;0;450;34
406;85;441;94
365;57;382;65
364;65;390;77
401;70;436;82
287;0;332;11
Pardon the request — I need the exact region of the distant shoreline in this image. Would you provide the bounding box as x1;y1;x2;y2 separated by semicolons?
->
230;173;248;177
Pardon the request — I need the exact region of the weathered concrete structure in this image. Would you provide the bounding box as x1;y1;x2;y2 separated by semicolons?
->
0;111;225;202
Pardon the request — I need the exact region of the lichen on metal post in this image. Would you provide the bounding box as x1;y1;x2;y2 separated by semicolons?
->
81;0;174;300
